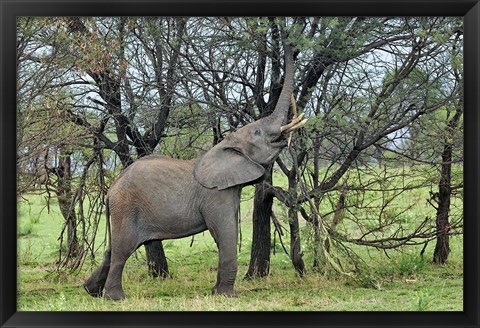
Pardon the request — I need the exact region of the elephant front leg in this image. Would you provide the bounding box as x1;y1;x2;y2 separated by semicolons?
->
212;256;238;296
210;224;239;296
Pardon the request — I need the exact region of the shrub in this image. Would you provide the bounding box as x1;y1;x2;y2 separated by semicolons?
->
398;253;427;276
18;220;34;237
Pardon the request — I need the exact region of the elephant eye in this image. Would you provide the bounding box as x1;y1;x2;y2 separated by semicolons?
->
254;129;262;136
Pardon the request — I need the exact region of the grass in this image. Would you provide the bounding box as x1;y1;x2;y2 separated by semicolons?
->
17;191;463;311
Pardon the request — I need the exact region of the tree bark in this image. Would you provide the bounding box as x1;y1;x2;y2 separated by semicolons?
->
245;168;273;279
287;169;306;276
432;96;462;264
288;206;305;276
56;150;80;262
433;143;452;264
145;240;171;278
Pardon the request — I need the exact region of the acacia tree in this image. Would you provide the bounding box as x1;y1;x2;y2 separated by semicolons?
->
242;17;419;276
289;18;462;273
382;29;464;264
17;18;92;266
17;17;195;274
422;30;463;265
249;17;463;275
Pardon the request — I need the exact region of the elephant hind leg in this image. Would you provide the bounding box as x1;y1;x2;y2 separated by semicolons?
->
84;248;111;297
103;233;141;301
103;260;127;301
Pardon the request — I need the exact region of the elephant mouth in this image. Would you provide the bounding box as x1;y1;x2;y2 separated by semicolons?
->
264;146;284;163
269;113;308;148
270;134;288;148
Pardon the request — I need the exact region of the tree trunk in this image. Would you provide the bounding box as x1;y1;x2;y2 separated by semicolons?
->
288;207;305;276
433;144;452;264
145;240;171;278
311;133;322;269
56;150;80;262
245;169;273;279
433;100;462;264
287;172;305;276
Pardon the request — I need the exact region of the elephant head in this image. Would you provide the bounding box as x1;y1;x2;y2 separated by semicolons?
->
194;43;306;190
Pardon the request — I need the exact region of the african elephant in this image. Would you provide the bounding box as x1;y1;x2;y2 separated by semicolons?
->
83;43;306;300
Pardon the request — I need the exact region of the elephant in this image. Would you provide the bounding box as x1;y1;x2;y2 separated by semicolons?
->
83;43;306;300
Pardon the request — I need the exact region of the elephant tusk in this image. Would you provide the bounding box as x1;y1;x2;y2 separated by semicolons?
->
280;112;305;133
287;94;298;147
283;95;307;147
284;118;308;134
284;119;308;137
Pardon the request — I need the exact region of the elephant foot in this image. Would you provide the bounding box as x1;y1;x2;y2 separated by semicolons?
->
212;286;238;297
104;286;126;301
83;279;104;297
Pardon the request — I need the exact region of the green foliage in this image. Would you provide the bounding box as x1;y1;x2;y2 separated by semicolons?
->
18;220;34;237
160;104;213;159
397;253;427;276
415;288;434;311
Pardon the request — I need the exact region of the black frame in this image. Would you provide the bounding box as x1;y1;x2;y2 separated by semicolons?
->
1;1;479;327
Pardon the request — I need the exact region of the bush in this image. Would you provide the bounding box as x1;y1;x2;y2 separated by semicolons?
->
397;253;427;276
18;220;34;237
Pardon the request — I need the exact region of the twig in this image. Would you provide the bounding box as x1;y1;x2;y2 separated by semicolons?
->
271;212;289;256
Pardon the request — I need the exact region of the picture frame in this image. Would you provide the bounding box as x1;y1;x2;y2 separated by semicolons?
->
1;0;479;327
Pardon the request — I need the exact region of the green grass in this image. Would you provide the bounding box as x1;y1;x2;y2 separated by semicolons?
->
17;192;463;311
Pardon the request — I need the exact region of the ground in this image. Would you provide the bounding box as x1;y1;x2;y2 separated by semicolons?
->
17;192;463;311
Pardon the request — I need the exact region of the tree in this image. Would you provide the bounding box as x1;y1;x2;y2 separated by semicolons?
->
17;17;193;274
266;17;463;274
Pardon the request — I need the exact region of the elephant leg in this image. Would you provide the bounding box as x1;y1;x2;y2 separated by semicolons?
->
103;233;138;301
208;216;238;296
83;249;111;297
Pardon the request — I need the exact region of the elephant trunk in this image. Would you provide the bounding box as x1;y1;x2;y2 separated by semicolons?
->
268;43;307;135
269;42;295;127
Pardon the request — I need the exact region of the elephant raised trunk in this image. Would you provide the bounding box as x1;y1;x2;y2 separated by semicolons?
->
261;44;307;139
194;41;307;191
270;42;295;125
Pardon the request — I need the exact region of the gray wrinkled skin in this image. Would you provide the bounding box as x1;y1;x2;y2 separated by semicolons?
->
83;44;296;300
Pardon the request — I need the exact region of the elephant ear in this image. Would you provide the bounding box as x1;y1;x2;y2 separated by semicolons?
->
194;145;265;190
